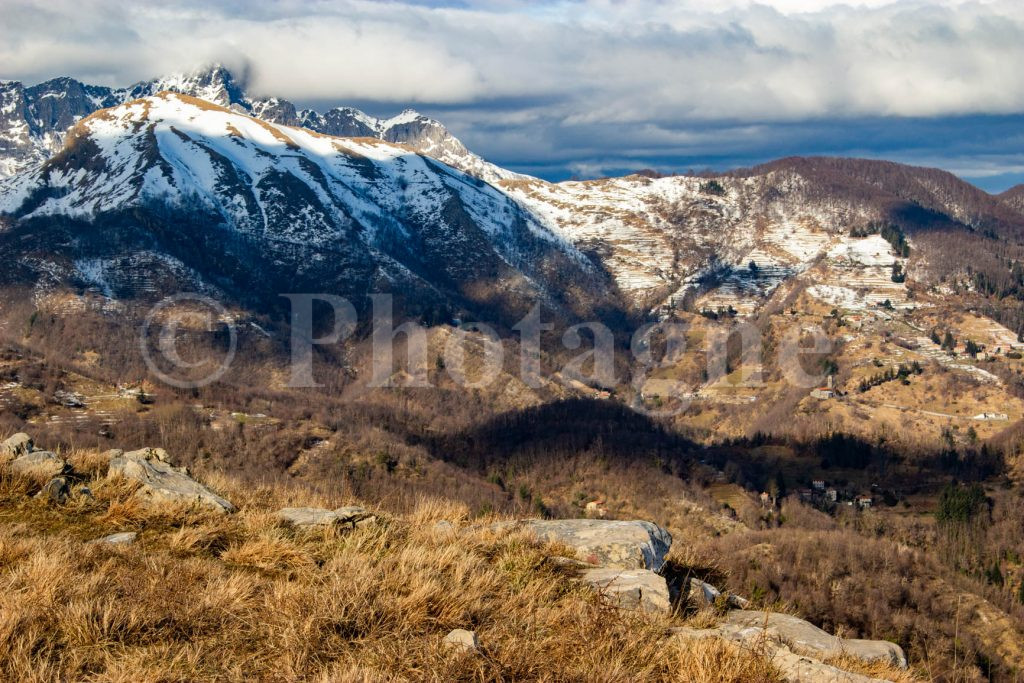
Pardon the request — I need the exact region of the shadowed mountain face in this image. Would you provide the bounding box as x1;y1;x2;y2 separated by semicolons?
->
737;157;1024;239
0;93;610;322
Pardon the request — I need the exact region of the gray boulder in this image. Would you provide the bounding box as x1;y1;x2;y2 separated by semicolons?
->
674;624;894;683
581;567;672;614
36;476;70;504
492;519;672;571
689;577;721;606
92;531;138;545
108;448;235;514
721;611;907;669
11;450;67;479
442;629;479;653
1;432;34;460
277;505;376;528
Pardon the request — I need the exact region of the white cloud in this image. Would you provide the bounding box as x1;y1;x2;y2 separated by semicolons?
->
2;0;1024;185
3;0;1024;118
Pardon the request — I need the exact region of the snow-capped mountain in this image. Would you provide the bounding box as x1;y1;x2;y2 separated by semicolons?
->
499;157;1024;313
0;66;521;185
0;77;123;176
2;66;1022;326
0;92;606;320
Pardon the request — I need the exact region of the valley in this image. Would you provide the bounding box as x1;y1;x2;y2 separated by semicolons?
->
2;65;1024;681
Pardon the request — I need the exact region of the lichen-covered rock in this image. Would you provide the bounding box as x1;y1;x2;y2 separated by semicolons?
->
36;476;70;504
581;567;672;614
11;450;67;479
491;519;672;571
108;448;235;513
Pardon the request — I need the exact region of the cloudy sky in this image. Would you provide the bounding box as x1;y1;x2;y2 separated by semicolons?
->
3;0;1024;191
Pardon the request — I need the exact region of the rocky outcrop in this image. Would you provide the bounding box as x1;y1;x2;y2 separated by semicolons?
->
670;609;907;681
108;448;235;514
277;507;339;527
3;432;69;480
491;518;675;615
717;611;907;669
494;519;672;571
581;568;672;615
11;450;68;479
276;506;376;528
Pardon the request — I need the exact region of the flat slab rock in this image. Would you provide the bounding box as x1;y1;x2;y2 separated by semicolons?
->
277;506;374;527
721;611;907;669
671;610;907;682
109;448;235;514
581;567;671;614
491;519;672;571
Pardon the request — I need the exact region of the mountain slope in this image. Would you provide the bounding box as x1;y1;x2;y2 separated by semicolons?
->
0;66;521;185
1001;184;1024;216
501;158;1024;313
0;92;607;321
0;77;122;176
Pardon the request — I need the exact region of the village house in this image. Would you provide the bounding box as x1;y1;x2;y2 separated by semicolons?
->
810;375;836;399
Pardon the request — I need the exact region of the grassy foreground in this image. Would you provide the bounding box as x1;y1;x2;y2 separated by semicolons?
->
0;446;787;682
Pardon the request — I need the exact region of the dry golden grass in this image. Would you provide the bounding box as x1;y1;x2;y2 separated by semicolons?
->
824;653;919;683
0;456;784;682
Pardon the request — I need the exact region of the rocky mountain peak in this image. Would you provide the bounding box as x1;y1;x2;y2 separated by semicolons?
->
0;65;518;184
132;64;248;109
